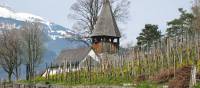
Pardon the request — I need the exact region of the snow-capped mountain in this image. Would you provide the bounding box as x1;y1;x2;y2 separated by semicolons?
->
0;6;81;40
0;7;46;22
0;6;89;79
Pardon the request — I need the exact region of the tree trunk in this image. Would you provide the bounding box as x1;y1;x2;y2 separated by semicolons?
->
15;67;19;80
8;72;12;83
26;64;30;80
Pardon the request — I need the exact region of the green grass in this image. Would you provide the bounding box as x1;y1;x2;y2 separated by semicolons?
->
19;80;161;88
17;67;164;87
19;71;133;86
19;76;163;88
194;82;200;88
135;81;166;88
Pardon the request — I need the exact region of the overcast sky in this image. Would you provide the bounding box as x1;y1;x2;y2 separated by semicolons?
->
2;0;193;46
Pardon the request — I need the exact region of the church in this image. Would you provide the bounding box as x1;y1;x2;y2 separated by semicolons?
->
43;0;121;77
43;0;121;76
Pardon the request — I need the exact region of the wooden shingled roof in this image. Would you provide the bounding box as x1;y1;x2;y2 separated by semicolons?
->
91;0;121;38
55;47;91;65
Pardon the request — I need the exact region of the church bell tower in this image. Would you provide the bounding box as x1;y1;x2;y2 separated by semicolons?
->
91;0;121;54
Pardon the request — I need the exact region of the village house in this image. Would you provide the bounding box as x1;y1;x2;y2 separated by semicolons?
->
42;47;100;77
55;47;100;69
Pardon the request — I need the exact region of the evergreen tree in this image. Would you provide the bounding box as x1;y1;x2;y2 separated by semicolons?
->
166;8;194;38
136;24;162;47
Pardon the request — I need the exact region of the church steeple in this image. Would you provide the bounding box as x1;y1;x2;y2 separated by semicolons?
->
91;0;121;54
91;0;121;37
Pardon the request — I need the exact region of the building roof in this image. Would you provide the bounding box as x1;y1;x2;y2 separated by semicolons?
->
55;47;91;65
91;0;121;38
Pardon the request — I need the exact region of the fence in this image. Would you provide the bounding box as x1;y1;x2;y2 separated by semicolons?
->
43;52;134;85
0;83;133;88
0;83;69;88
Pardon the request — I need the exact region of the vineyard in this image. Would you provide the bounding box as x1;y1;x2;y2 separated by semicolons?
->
20;28;200;88
1;0;200;88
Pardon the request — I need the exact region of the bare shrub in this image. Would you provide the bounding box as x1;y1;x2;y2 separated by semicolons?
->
168;66;192;88
150;67;174;83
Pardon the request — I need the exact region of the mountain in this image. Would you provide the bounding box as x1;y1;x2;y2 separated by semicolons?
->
0;6;89;79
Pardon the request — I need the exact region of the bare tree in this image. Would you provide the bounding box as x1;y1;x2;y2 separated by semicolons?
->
190;0;200;87
193;0;200;31
69;0;130;34
0;29;22;82
21;22;44;81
